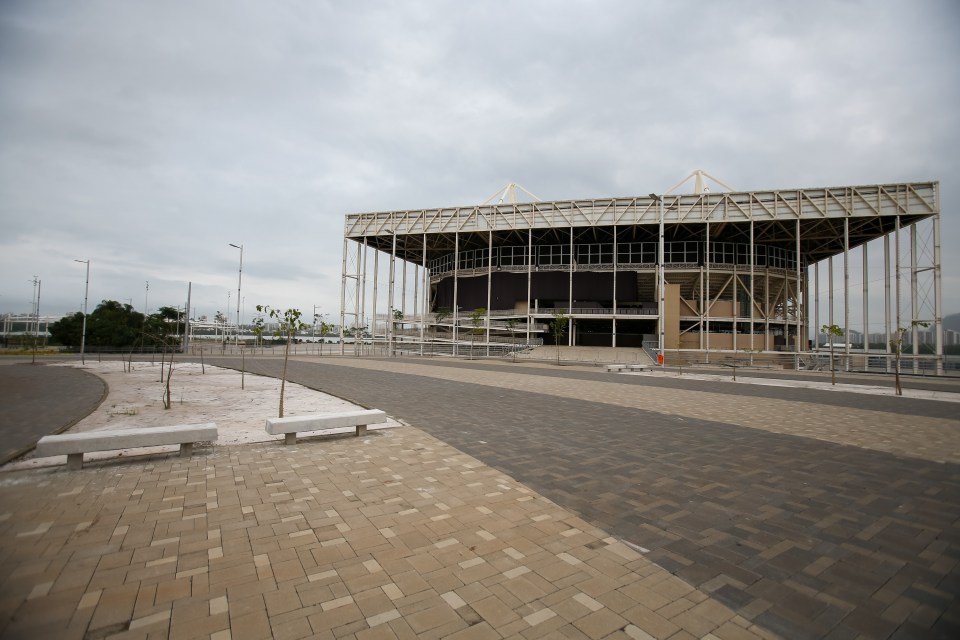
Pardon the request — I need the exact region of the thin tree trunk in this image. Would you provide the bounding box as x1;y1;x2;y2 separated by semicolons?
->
280;334;290;417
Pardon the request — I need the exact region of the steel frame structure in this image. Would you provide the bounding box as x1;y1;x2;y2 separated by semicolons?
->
340;181;943;372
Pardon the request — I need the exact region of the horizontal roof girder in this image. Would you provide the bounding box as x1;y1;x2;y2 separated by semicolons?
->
344;181;938;239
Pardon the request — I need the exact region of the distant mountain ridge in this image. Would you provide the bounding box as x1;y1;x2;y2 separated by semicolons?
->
945;313;960;333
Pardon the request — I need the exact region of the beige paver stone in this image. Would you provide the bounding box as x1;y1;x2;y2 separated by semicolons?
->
622;603;681;639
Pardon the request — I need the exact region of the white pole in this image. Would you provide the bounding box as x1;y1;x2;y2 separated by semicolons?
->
74;259;90;363
184;282;192;354
229;243;243;347
657;196;665;359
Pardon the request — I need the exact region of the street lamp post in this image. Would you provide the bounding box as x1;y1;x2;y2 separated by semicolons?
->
229;243;243;347
74;259;90;363
650;193;666;363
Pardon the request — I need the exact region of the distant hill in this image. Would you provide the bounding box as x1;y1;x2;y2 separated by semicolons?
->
945;313;960;332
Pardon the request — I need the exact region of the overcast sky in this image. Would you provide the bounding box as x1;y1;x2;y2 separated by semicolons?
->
1;0;958;328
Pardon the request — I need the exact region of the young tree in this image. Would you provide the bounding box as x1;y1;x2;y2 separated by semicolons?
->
890;320;929;396
506;317;519;362
821;324;844;385
214;311;227;350
392;309;404;356
317;318;332;355
251;313;264;353
469;308;486;359
433;307;450;339
549;310;568;364
255;305;310;418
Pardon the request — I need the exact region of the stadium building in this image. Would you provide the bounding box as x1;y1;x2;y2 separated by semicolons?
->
339;173;943;372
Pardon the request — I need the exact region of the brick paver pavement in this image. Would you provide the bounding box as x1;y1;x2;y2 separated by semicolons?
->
212;356;960;640
2;356;958;639
0;426;763;640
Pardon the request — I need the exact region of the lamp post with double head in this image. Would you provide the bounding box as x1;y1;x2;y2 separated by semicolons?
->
229;243;243;347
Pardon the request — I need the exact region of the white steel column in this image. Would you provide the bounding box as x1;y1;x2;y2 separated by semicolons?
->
360;240;368;353
355;241;362;356
453;232;459;356
862;243;869;352
764;268;770;351
388;233;396;356
412;262;417;343
657;197;665;357
933;214;943;374
884;233;892;372
895;217;902;376
612;225;617;348
699;264;705;350
844;218;850;368
749;220;755;350
814;262;820;352
486;231;493;352
732;260;738;352
371;250;379;346
705;222;710;358
828;256;834;346
420;233;427;355
568;226;574;346
526;228;532;343
339;238;348;355
796;218;802;355
401;253;407;320
910;222;919;372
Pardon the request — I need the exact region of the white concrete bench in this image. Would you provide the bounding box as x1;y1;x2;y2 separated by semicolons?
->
35;423;218;470
604;364;626;372
265;409;387;445
626;363;652;372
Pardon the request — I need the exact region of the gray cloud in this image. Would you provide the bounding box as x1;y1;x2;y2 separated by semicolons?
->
1;0;957;322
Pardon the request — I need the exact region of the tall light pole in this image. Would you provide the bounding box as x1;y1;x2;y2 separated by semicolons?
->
229;243;243;347
650;193;666;362
30;276;41;359
74;259;90;363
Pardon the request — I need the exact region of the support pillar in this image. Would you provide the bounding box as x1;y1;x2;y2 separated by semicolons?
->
526;228;533;344
421;233;427;355
453;232;459;356
933;214;943;374
749;220;755;351
354;240;362;356
388;233;396;357
884;232;892;372
486;230;493;353
339;238;348;355
612;225;617;348
568;226;574;347
844;218;850;369
863;242;869;353
910;222;919;372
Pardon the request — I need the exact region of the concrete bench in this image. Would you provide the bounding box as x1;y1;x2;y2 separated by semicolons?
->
626;363;652;372
604;364;626;372
35;423;218;470
265;409;387;445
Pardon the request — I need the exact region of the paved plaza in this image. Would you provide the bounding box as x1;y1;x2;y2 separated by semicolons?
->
1;357;958;639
